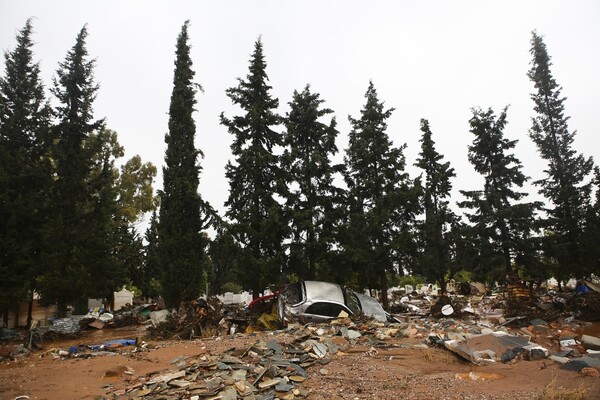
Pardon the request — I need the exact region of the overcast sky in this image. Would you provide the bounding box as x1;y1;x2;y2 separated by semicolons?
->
1;0;599;226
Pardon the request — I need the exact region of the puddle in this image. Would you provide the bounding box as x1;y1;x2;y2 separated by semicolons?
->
455;372;504;381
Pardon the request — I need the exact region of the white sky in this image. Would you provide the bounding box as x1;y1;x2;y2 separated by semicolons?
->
1;0;599;226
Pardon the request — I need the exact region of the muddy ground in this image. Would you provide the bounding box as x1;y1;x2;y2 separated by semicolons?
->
1;323;599;400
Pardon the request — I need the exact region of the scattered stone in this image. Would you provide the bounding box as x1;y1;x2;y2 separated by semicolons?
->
580;367;600;377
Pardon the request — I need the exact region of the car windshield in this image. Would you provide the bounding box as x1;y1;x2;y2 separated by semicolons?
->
343;288;361;316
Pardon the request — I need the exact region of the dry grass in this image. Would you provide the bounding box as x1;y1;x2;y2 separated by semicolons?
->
537;377;588;400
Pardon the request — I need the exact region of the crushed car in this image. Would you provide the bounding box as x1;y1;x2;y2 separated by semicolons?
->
248;280;389;325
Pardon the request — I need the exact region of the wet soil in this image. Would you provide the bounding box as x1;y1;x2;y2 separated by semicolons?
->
1;326;599;400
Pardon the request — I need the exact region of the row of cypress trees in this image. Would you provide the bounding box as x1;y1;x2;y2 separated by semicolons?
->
1;21;598;318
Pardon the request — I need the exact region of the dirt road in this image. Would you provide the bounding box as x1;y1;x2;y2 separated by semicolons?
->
1;325;599;400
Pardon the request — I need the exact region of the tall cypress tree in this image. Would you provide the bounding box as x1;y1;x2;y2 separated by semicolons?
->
414;119;456;294
343;81;419;308
528;31;595;281
282;85;340;280
158;21;208;307
37;25;105;316
220;39;286;298
459;107;540;283
0;19;51;325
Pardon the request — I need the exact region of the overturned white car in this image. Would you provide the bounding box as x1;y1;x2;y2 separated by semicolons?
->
276;280;388;325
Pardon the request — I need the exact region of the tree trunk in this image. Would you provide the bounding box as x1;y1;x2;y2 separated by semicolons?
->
74;298;88;315
379;269;389;309
26;292;34;329
1;310;8;328
439;278;447;296
57;301;68;318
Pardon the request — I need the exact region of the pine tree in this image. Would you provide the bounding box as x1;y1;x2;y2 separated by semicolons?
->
414;119;457;294
343;81;420;308
83;128;135;305
158;21;208;307
282;85;340;280
0;19;51;325
582;169;600;277
36;25;105;316
220;39;286;298
208;228;244;295
459;107;541;283
528;31;595;281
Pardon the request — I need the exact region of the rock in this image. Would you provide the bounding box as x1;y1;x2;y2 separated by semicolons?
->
258;378;281;389
10;345;31;359
580;367;600;377
581;334;600;351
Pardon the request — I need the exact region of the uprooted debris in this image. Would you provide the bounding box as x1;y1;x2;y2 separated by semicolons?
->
146;297;251;340
45;316;84;339
501;288;600;322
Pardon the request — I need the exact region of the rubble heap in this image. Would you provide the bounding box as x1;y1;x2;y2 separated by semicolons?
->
105;334;345;400
147;297;251;340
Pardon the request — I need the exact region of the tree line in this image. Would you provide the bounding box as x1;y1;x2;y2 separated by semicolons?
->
1;20;598;323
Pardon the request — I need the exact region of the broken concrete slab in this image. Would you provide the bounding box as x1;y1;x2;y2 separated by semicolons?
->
560;355;600;372
444;332;530;365
581;334;600;350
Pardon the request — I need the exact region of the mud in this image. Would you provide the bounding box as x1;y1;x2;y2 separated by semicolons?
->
1;326;599;400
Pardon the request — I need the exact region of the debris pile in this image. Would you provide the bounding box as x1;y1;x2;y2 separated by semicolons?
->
104;336;343;399
45;316;84;339
147;297;250;340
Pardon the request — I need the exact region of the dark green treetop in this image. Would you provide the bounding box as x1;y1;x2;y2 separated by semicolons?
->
459;107;541;283
0;19;52;324
528;31;595;280
220;38;287;298
37;25;106;316
282;85;341;281
343;81;420;308
158;21;208;307
414;119;457;294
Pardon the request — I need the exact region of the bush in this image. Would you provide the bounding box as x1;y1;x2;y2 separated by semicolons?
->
221;282;243;294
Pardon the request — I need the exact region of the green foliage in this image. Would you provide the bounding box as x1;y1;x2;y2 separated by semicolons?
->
582;169;600;277
414;119;457;293
148;278;163;298
139;210;161;299
282;85;341;280
220;39;287;297
158;21;209;307
208;229;243;296
342;81;421;307
125;283;142;298
459;107;541;284
528;31;595;280
395;275;427;288
37;25;107;316
117;155;157;223
221;282;243;294
0;19;52;321
450;269;472;284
